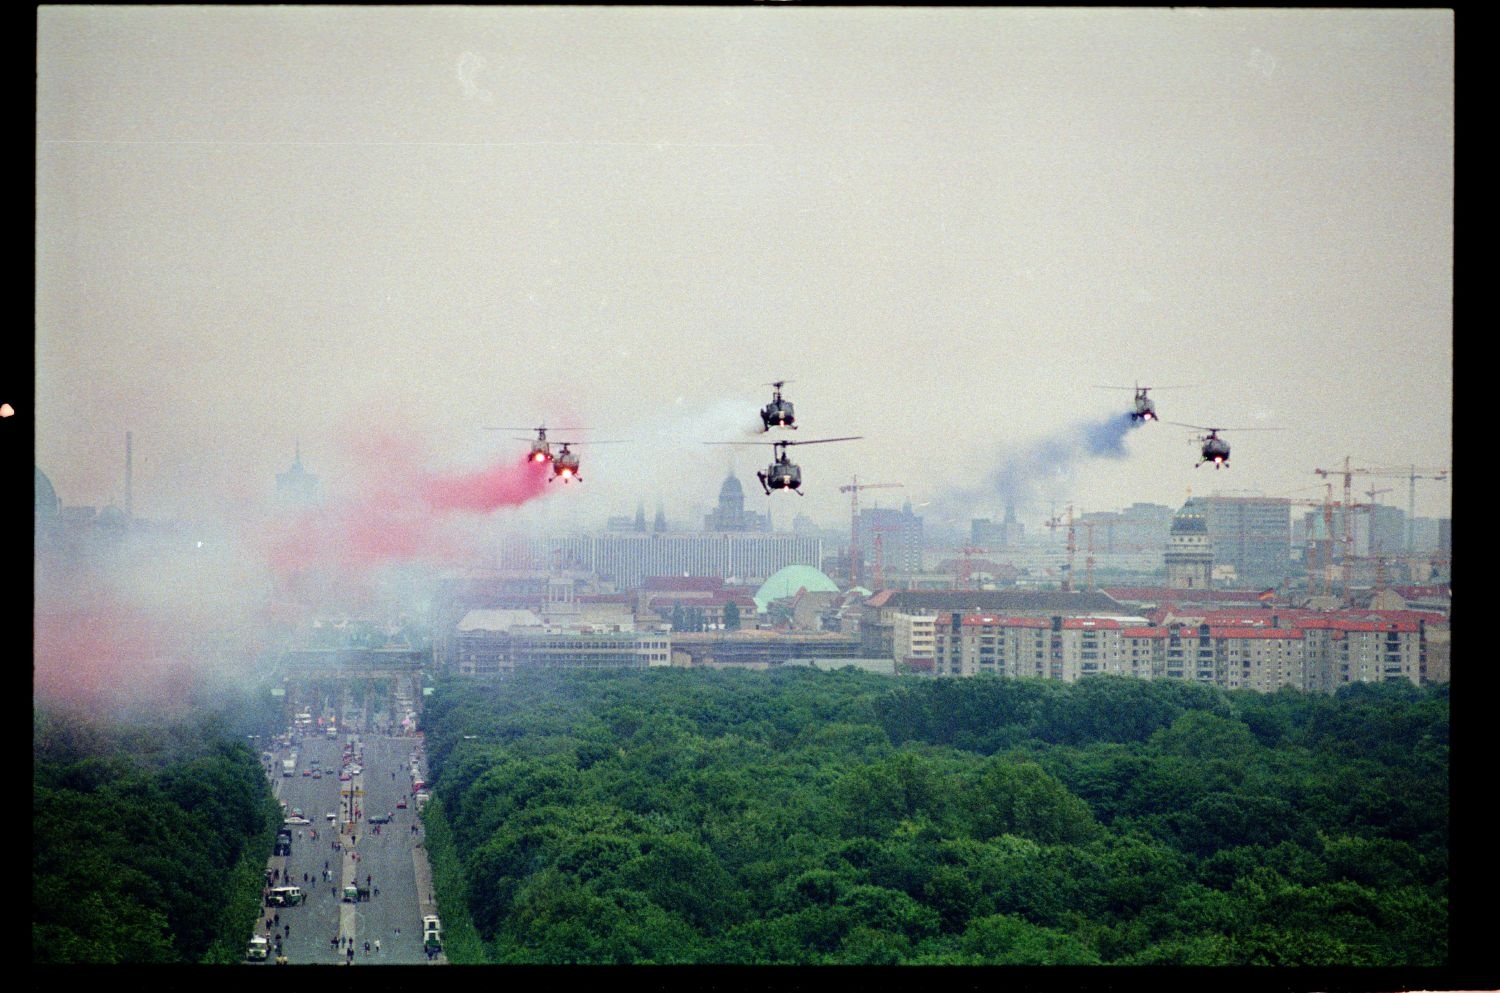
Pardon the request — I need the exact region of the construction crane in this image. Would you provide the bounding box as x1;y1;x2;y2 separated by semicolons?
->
1313;458;1362;576
1362;465;1449;557
1288;486;1338;598
1362;486;1393;586
1288;482;1377;598
1048;508;1105;592
868;523;904;591
1043;504;1076;592
1078;519;1099;592
839;477;903;588
956;546;996;590
1315;458;1449;577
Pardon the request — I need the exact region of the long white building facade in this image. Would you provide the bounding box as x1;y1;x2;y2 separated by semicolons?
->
498;531;824;591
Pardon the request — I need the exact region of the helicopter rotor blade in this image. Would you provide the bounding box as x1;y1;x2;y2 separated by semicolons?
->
704;436;861;448
487;426;591;432
1163;422;1279;433
782;436;863;446
1094;385;1197;392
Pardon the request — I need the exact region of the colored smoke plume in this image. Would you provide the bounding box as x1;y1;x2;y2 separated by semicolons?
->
987;413;1141;510
266;434;551;585
33;549;264;716
34;602;188;715
422;456;553;512
938;413;1143;519
32;427;552;716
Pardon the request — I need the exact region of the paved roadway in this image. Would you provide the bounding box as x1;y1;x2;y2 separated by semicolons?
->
251;730;439;966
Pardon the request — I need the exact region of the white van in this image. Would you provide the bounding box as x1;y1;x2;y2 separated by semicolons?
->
247;935;269;961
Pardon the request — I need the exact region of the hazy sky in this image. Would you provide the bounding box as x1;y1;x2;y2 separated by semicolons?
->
36;6;1453;543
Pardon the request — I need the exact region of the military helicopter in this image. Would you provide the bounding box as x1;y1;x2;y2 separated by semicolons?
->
1095;384;1192;422
483;424;582;464
760;381;797;431
551;442;582;482
544;439;626;483
1164;423;1276;469
706;436;861;495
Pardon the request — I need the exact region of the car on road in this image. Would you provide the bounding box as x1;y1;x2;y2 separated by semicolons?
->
285;816;311;825
302;769;311;777
396;798;407;809
368;813;392;824
339;772;352;781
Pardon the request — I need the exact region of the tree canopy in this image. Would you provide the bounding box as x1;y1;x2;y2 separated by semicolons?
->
422;669;1449;966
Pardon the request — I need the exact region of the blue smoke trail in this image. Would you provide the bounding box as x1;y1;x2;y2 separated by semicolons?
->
983;413;1142;514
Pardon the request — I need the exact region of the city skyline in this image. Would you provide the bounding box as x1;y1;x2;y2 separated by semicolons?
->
37;7;1452;574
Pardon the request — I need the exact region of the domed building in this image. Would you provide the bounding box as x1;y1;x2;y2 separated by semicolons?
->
704;471;769;532
35;467;60;546
753;563;839;613
1164;508;1213;590
35;466;59;521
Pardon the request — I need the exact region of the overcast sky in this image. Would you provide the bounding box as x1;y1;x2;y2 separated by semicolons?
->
36;6;1453;546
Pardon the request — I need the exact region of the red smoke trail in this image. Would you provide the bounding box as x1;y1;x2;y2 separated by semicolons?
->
265;445;552;587
34;434;553;715
422;456;552;512
34;598;202;716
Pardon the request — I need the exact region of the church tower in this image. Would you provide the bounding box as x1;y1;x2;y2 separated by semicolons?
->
1164;507;1213;590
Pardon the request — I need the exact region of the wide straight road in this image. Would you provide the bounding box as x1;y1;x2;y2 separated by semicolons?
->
253;729;437;966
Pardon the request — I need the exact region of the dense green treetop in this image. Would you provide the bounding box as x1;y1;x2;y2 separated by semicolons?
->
33;704;282;964
421;669;1448;966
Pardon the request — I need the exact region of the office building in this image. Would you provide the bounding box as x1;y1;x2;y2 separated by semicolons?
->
1186;496;1291;588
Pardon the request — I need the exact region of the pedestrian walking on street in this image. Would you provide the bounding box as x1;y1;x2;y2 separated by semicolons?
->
375;939;380;953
